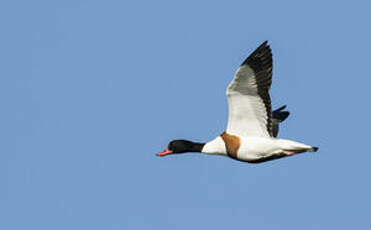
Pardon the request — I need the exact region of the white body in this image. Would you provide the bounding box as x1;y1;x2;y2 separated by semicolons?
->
178;42;317;163
202;136;314;162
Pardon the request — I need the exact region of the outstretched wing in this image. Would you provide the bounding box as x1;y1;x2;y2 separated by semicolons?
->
226;41;273;137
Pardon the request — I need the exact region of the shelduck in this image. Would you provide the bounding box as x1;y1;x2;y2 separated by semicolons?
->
157;41;318;163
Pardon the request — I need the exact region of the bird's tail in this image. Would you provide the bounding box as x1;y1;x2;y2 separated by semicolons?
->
277;139;319;153
272;105;290;122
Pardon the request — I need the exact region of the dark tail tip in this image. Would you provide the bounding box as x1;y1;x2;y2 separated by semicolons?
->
275;105;287;111
312;147;319;152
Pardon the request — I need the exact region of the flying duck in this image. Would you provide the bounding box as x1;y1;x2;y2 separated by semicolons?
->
157;41;318;163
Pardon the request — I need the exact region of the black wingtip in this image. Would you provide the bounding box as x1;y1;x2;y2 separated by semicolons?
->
275;105;287;111
279;111;290;121
272;105;290;122
256;40;269;51
241;41;272;69
312;147;319;152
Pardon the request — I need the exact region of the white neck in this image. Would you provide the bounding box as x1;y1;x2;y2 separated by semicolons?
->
201;136;228;156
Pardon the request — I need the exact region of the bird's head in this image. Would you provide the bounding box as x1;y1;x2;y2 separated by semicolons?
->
156;140;204;157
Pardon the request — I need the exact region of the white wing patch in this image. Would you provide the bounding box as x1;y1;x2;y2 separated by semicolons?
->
226;65;271;137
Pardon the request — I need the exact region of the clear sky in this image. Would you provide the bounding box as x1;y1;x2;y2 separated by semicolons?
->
1;0;370;229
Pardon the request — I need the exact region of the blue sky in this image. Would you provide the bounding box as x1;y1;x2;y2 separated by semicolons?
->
1;0;370;229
